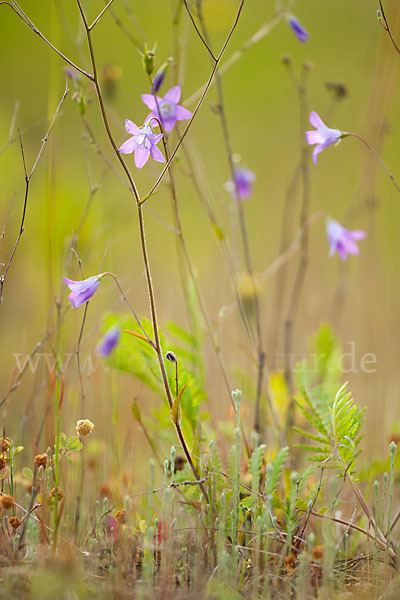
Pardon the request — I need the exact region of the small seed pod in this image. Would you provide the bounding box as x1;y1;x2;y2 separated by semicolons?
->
312;545;324;560
0;456;8;470
0;494;15;510
34;453;47;469
51;487;65;501
8;516;22;529
0;438;10;453
115;509;127;525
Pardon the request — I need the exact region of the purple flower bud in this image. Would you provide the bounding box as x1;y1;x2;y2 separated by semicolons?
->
63;275;103;308
152;59;172;93
287;15;309;43
97;326;120;357
165;351;177;363
326;219;366;261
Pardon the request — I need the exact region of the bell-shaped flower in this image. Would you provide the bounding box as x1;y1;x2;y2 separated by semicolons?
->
225;167;256;200
63;274;104;308
119;120;165;169
305;111;343;164
326;219;366;260
97;326;120;357
141;85;192;133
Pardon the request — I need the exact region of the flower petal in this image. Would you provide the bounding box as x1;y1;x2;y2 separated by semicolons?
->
342;235;360;255
164;85;181;104
349;230;367;241
141;94;160;111
146;133;164;144
150;144;166;163
176;105;192;121
134;146;150;169
119;137;137;154
309;111;325;128
305;130;324;145
125;119;141;135
312;144;324;164
336;242;348;261
63;276;98;293
163;118;177;133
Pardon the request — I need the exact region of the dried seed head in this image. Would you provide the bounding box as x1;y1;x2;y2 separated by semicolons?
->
34;453;47;469
115;509;127;525
325;81;348;101
51;487;65;501
76;419;95;437
0;456;7;470
100;483;112;498
312;545;324;560
174;455;186;472
8;516;22;529
0;438;10;453
284;552;297;567
0;494;15;510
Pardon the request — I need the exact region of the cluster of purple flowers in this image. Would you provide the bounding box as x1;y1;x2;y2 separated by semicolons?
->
64;22;369;361
119;85;192;169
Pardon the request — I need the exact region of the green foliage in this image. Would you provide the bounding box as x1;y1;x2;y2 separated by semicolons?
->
293;324;364;475
295;375;364;475
102;312;206;433
265;446;289;496
249;444;266;495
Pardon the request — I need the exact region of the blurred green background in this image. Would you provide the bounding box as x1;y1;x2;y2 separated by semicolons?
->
1;0;399;484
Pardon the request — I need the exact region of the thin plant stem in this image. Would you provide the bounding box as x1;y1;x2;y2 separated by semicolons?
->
346;131;400;195
194;0;268;437
0;2;93;80
378;0;400;55
149;80;251;456
283;64;311;443
0;84;69;302
141;0;245;203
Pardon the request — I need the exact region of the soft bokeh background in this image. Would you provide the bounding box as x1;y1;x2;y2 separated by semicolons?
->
1;0;400;491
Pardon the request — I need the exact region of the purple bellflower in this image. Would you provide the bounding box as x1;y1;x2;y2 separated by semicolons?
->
326;219;366;260
97;326;121;357
287;15;309;43
225;167;256;200
141;85;192;133
63;274;104;308
119;120;165;169
305;111;344;164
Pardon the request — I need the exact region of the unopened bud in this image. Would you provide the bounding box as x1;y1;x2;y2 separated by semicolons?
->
166;351;177;363
142;45;155;76
152;58;173;93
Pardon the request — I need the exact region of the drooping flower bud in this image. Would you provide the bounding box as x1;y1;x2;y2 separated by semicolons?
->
166;351;177;363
